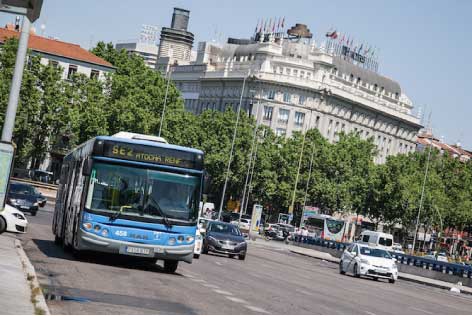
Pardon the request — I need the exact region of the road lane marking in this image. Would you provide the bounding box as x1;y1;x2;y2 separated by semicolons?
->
202;284;220;289
225;296;248;304
364;311;375;315
246;305;269;314
215;261;223;266
410;307;433;314
213;289;233;296
192;278;207;284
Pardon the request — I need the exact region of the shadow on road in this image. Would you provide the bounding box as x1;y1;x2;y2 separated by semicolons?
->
32;238;186;276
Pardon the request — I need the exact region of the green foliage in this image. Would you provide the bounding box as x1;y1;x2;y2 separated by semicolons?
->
1;38;471;232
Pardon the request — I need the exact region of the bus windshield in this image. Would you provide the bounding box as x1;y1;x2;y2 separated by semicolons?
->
85;163;200;222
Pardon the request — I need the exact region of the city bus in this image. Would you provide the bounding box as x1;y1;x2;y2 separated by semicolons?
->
302;214;347;242
52;132;205;273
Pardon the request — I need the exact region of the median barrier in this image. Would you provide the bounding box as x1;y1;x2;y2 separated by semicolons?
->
292;236;472;285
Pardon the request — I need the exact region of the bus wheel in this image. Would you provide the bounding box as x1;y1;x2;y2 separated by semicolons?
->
54;235;63;246
163;260;178;273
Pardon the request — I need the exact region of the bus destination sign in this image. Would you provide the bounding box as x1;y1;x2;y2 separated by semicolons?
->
102;141;203;169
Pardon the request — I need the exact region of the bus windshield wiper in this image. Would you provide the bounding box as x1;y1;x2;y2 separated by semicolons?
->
146;195;172;228
110;205;132;222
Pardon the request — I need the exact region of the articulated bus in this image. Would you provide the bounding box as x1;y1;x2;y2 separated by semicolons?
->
52;133;205;273
302;214;347;242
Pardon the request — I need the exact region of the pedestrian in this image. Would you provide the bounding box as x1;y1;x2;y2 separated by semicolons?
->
302;227;308;243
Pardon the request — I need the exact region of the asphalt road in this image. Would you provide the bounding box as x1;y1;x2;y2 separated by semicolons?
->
18;202;472;314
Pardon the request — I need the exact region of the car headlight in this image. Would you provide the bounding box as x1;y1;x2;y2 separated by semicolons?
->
9;198;18;204
33;202;38;206
12;213;25;220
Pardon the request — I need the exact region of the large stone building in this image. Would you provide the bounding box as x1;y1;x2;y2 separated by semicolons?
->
171;24;422;163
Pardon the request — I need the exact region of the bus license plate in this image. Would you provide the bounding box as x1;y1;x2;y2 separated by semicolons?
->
125;246;152;256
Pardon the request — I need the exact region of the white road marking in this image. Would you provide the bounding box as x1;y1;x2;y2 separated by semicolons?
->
215;261;223;266
192;278;207;284
213;289;233;296
246;305;269;314
364;311;375;315
202;283;220;289
225;296;248;304
410;307;433;314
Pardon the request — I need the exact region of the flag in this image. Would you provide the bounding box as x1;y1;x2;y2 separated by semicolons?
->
364;45;370;55
358;43;363;54
325;30;338;39
255;19;259;34
267;18;272;33
281;17;285;28
277;17;281;32
346;35;350;47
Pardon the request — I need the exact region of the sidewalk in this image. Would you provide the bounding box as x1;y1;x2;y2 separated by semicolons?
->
288;245;472;295
0;234;49;314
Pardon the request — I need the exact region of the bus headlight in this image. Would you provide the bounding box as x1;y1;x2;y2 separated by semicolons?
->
168;237;176;245
101;229;109;237
186;236;195;243
94;225;101;232
177;235;184;243
83;222;92;230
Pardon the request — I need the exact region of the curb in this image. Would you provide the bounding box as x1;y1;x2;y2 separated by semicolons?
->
14;239;50;315
398;274;472;296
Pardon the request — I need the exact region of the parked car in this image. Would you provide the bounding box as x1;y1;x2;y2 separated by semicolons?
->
7;182;40;215
392;243;405;254
339;242;398;284
359;230;394;251
194;230;203;259
0;204;28;234
202;221;247;260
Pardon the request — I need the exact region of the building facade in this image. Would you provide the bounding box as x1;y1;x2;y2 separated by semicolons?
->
171;26;422;163
115;42;159;69
156;8;194;73
0;25;114;81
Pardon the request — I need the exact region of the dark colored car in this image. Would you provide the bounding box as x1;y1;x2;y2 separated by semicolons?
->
203;221;247;260
7;182;40;216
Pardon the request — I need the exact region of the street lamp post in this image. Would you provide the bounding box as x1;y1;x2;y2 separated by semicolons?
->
217;71;250;220
0;0;43;212
158;65;173;138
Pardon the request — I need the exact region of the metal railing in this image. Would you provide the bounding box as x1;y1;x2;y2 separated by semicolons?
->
293;236;472;279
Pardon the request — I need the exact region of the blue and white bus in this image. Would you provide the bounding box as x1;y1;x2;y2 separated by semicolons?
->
52;132;205;273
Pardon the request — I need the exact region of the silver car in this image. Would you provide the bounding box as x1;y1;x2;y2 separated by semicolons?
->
339;243;398;284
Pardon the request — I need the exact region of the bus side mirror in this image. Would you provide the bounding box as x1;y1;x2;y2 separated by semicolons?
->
203;171;211;194
82;158;93;176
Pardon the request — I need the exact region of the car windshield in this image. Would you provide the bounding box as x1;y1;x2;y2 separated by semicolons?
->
209;223;241;236
360;247;392;259
85;162;200;221
10;183;35;195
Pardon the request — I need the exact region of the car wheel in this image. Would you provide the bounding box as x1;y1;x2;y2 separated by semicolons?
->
353;263;360;278
229;254;235;258
193;254;200;259
202;244;208;254
339;261;345;275
0;216;6;234
238;254;246;261
31;211;37;216
389;278;395;284
163;260;179;273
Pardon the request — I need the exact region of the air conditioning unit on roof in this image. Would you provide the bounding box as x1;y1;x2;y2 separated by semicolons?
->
112;132;168;144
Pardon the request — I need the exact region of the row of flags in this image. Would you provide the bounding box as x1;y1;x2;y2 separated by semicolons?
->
254;17;285;35
325;28;377;58
325;28;379;72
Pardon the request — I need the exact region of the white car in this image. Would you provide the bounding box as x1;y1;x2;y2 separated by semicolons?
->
339;243;398;284
194;230;203;259
392;243;405;254
0;204;28;234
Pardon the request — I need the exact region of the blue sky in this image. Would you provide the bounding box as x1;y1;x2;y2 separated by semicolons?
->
1;0;471;149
